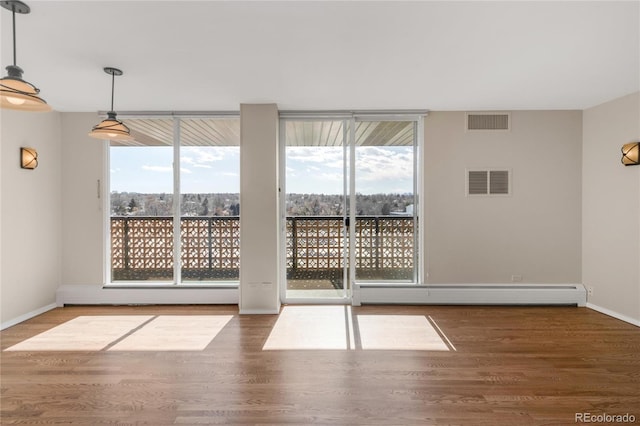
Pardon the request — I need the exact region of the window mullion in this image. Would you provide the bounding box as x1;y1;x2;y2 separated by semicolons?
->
414;118;422;284
173;118;182;285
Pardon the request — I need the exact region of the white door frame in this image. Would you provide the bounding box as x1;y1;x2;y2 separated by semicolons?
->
278;112;426;305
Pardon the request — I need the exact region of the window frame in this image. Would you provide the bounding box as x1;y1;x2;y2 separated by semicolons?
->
104;113;241;287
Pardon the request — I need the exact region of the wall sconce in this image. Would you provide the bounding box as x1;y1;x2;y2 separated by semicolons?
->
20;147;37;169
621;142;640;166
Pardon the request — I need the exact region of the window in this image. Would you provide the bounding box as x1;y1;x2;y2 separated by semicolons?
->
109;116;240;285
179;118;240;283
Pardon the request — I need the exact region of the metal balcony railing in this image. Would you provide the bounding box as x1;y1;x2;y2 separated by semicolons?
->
111;216;414;281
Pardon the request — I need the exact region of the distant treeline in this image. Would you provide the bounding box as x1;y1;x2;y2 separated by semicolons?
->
286;193;413;216
111;192;413;217
111;192;239;217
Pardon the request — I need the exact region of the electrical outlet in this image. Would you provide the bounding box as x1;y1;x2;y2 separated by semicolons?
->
587;286;594;297
511;274;523;283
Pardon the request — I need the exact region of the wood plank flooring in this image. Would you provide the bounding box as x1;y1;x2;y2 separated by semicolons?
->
1;305;639;425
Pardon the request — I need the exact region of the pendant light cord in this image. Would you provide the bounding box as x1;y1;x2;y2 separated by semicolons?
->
12;7;17;66
110;71;115;111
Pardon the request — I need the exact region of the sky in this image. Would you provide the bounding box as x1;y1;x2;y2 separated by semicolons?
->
286;146;414;195
110;145;414;195
110;146;240;194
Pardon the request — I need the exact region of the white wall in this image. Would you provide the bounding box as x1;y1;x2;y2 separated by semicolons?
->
60;113;105;285
1;110;62;326
8;105;635;324
239;104;280;314
424;111;583;284
54;113;242;306
583;92;640;324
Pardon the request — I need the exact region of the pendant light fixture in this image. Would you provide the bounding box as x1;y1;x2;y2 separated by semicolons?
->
88;67;133;141
0;0;50;111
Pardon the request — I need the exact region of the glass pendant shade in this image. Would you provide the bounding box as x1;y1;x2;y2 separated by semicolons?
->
88;67;133;141
88;111;134;141
0;0;51;112
0;66;50;111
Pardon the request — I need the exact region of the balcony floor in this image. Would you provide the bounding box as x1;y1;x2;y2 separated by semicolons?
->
111;268;413;286
287;268;413;290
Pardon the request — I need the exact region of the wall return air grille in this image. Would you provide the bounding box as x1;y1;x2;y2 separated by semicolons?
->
467;169;510;196
466;113;510;131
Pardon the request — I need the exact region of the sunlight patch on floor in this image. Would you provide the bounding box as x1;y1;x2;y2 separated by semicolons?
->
4;315;233;352
108;315;232;351
4;316;153;351
357;315;449;350
263;306;451;351
5;311;453;352
263;306;354;350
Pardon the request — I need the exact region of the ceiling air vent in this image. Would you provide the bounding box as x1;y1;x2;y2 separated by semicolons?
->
466;113;510;131
466;169;511;196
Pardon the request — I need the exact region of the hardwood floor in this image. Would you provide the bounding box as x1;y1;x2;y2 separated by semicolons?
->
1;305;639;425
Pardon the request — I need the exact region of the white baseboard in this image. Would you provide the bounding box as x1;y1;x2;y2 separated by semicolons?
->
1;302;58;331
239;309;280;315
56;284;587;309
587;303;640;327
11;285;631;329
356;283;587;307
56;285;239;306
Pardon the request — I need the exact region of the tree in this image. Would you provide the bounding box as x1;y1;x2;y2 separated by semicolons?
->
128;198;137;213
201;198;209;216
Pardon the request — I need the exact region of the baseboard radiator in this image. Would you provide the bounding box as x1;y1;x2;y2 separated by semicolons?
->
56;284;586;308
56;285;239;306
354;284;587;307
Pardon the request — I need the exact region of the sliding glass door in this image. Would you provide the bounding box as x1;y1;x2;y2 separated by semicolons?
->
352;119;418;284
281;114;421;302
282;119;350;300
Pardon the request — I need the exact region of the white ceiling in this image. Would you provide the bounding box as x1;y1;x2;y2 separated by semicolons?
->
1;1;638;113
